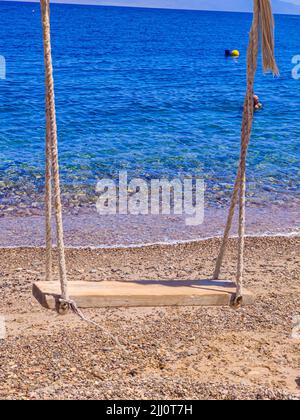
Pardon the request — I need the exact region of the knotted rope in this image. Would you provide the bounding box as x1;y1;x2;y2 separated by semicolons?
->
213;0;278;306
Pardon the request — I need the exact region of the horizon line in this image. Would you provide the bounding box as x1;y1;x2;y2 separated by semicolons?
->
2;0;300;16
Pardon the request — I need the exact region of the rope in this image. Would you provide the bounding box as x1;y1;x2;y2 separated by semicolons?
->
40;0;68;300
213;0;278;306
45;94;52;283
59;298;128;352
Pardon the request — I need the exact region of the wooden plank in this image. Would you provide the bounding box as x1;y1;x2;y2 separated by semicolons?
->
33;280;254;309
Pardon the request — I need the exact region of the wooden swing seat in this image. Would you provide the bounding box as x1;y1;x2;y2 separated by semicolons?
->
33;279;254;309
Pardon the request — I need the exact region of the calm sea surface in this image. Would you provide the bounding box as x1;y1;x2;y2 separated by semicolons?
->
0;1;299;245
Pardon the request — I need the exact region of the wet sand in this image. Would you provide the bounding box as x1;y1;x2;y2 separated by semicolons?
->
0;236;299;400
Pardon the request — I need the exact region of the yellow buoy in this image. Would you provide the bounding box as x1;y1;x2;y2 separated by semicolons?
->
231;49;240;57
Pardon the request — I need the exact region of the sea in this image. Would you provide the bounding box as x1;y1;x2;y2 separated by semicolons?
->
0;1;299;247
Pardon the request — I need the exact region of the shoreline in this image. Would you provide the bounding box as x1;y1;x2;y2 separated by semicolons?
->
0;230;299;251
0;203;299;248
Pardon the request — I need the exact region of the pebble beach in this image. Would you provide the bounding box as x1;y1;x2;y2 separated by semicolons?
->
0;236;299;400
1;1;300;401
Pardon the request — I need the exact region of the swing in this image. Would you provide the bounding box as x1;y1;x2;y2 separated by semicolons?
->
33;0;278;313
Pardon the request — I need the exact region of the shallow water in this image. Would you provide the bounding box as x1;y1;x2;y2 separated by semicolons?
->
0;205;299;248
0;2;299;246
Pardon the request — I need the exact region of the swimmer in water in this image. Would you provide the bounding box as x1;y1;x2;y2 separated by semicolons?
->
253;95;262;111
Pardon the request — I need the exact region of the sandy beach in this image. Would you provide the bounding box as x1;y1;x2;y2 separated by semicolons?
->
0;235;299;400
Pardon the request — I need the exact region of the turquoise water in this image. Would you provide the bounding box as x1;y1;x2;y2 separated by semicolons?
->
0;1;300;219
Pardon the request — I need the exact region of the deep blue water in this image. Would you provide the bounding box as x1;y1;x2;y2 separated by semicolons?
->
0;1;300;213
